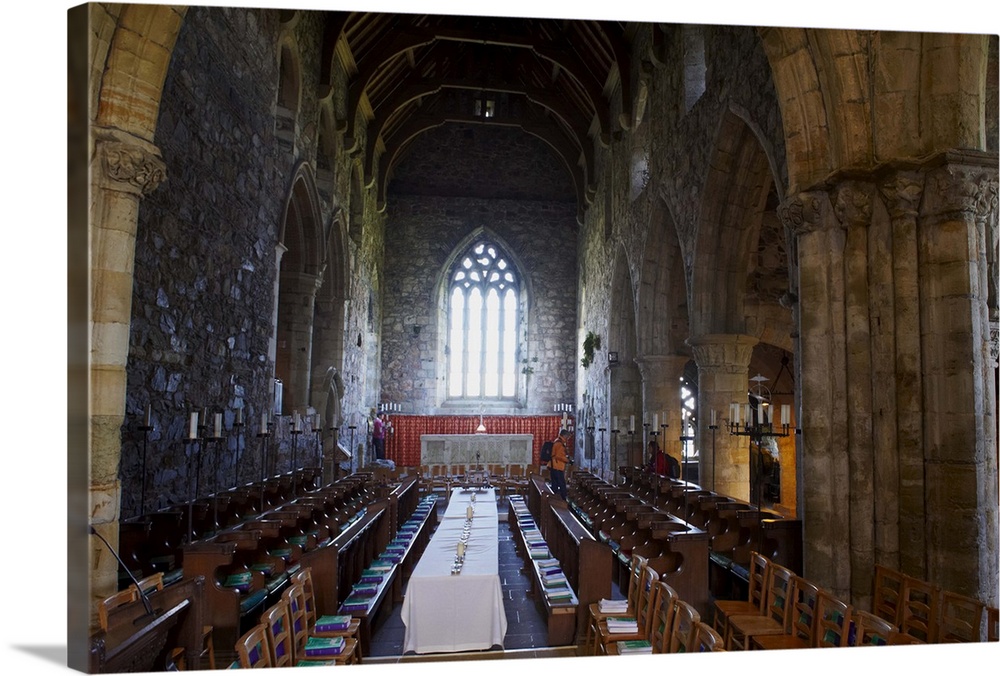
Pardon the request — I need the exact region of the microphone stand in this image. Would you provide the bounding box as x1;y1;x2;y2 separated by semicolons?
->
90;526;157;621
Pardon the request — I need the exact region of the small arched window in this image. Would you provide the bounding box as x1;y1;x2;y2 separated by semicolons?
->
447;240;520;399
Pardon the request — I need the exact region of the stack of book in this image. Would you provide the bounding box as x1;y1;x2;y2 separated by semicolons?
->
605;616;639;634
350;583;379;597
616;639;652;654
222;570;252;593
598;598;630;614
314;614;352;632
303;635;346;658
340;594;372;613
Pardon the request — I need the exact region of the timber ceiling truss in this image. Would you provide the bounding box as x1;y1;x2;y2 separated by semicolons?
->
319;12;633;213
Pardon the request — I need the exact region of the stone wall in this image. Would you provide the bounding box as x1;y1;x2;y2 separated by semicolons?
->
121;7;385;517
382;124;579;415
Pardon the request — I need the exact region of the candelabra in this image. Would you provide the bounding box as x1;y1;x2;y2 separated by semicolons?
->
257;415;272;514
234;411;245;487
728;374;796;551
137;409;153;516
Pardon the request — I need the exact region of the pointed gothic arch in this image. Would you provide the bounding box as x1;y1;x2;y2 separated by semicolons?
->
275;165;325;414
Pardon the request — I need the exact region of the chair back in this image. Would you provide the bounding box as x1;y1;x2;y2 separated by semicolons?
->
136;572;165;595
873;564;905;625
852;609;895;646
761;563;795;628
988;606;998;643
938;590;985;643
626;555;648;609
98;588;138;631
635;565;661;636
668;599;701;653
886;629;924;645
261;599;294;668
291;567;318;630
236;624;272;668
690;621;724;652
815;590;852;647
898;575;938;643
785;576;821;645
282;583;310;661
650;581;678;653
746;551;770;614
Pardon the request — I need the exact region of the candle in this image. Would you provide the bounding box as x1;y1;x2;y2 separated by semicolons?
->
260;411;268;435
660;410;667;428
711;409;717;426
189;411;199;439
613;416;619;431
214;412;222;438
457;541;466;557
293;410;301;432
652;413;659;429
743;404;751;426
466;505;474;520
235;407;243;425
144;403;152;427
731;403;739;425
629;415;635;432
781;404;791;427
314;414;321;432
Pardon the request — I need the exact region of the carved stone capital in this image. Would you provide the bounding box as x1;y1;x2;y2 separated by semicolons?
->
921;159;998;222
833;180;876;229
92;128;166;196
877;170;924;221
778;190;836;237
991;321;999;368
686;333;757;371
633;354;688;382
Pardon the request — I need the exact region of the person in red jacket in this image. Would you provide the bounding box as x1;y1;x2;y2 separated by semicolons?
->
549;429;572;500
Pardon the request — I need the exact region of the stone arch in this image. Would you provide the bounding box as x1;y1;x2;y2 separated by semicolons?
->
275;31;302;151
275;165;325;414
636;198;689;357
757;28;992;194
82;4;189;648
309;209;350;423
608;244;643;477
689;109;775;338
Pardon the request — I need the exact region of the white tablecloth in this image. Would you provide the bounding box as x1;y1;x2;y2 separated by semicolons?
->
401;488;507;653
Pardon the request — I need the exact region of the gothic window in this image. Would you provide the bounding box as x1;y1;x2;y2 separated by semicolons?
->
447;240;519;400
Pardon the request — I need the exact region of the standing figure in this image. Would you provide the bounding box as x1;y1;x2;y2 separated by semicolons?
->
372;411;386;460
549;429;573;500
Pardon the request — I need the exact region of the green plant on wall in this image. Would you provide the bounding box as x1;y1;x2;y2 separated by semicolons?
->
521;355;538;375
581;331;601;368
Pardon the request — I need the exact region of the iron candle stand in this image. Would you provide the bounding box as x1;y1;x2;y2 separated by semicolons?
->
138;420;153;517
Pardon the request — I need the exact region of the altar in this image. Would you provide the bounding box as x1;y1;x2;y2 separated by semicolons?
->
420;434;533;467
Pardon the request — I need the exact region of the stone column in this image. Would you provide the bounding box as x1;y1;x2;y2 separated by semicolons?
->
276;271;323;412
832;179;878;606
782;190;851;597
634;355;689;472
687;334;757;500
88;127;166;618
918;153;998;603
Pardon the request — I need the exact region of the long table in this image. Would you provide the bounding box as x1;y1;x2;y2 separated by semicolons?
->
400;487;507;653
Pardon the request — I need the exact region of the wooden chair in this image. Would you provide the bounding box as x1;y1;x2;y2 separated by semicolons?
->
712;550;769;637
852;609;896;646
724;561;795;650
814;589;853;647
690;621;725;652
987;606;998;642
897;575;938;643
586;554;646;655
873;564;905;625
938;590;985;643
98;588;138;632
261;599;295;668
648;581;679;654
235;624;272;668
750;576;820;650
667;599;701;653
284;581;362;656
594;564;660;655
